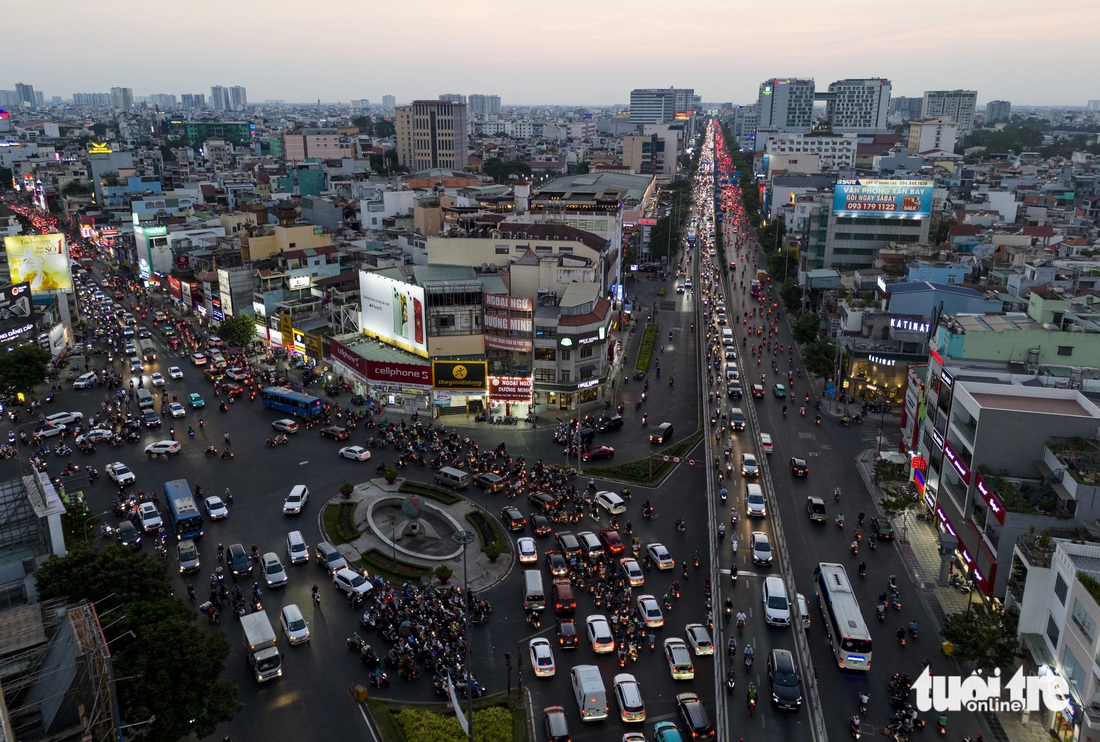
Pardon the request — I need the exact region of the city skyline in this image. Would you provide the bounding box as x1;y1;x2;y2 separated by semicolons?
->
3;0;1098;107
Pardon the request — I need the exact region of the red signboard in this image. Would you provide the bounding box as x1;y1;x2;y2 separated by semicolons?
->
365;360;432;387
912;456;927;471
167;276;182;301
328;337;368;376
484;294;533;312
489;376;533;401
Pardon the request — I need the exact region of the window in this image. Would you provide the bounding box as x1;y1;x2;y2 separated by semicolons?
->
534;347;556;362
560;350;570;361
535;326;556;339
1058;346;1073;356
495;245;509;255
580;346;593;359
1055;574;1068;605
534;369;556;383
1072;599;1095;642
559;370;570;382
1045;613;1061;647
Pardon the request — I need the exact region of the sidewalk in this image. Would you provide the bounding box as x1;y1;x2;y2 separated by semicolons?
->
855;449;1052;742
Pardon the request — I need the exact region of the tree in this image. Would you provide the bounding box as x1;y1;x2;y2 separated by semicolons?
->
216;313;258;348
35;544;242;739
779;278;802;314
351;115;374;137
801;338;836;377
0;344;50;392
481;157;532;185
791;311;822;345
375;120;396;138
941;601;1020;673
61;180;92;196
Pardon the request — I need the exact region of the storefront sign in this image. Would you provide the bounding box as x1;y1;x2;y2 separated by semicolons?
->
868;354;896;366
211;297;224;323
328;337;368;377
940;370;953;388
890;318;930;334
560;325;607;348
576;378;600;389
366;360;432;388
484;294;533;312
484;314;533;333
0;282;34;345
433;361;487;391
912;456;927;471
943;442;970;483
485;334;533;352
288;275;310;289
279;314;294;349
975;474;1007;525
931;428;944;450
167;276;182;301
489;376;533;401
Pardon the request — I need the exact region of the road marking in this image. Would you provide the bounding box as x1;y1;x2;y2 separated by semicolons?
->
808;451;819;457
299;461;309;465
720;568;767;578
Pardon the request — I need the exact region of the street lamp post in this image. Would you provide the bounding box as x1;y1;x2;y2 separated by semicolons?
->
452;530;477;742
84;509;112;542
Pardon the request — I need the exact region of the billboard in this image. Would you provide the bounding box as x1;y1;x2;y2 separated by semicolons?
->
488;376;533;402
0;283;35;346
3;234;73;292
432;361;487;391
359;271;428;358
832;179;933;219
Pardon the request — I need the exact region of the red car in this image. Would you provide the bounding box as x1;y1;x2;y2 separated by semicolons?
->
599;528;625;555
582;445;615;462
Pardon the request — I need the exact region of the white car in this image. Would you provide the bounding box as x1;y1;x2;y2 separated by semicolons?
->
663;637;695;679
637;594;664;628
129;358;143;373
271;418;300;433
145;440;182;456
619;557;645;587
333;567;372;597
33;424;65;438
517;536;538;564
45;411;84;426
746;487;768;517
613;673;646;723
167;402;186;418
190;352;207;366
137;502;162;532
287;530;309;564
280;604;310;644
150;372;165;387
106;462;136;486
529;638;556;678
685;623;714;656
168;366;184;380
76;429;113;445
760;432;773;454
204;496;229;520
283;485;308;515
594;490;627;515
586;615;615;654
262;552;288;588
646;543;675;570
750;531;773;566
338;446;371;462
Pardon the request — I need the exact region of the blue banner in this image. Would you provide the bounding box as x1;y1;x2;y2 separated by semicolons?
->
832;179;933;220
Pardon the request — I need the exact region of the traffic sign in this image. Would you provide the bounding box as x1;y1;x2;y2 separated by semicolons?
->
673;457;681;463
663;455;670;462
688;459;696;466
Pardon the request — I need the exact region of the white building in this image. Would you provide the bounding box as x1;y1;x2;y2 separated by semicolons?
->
921;90;977;135
824;78;891;132
907;118;959;156
756;78;815;139
762;131;858;171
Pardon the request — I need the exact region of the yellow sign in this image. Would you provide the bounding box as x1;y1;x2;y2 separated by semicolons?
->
279;314;294;349
3;234;72;293
88;142;113;154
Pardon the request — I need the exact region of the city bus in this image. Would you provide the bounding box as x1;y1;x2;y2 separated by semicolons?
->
816;562;873;671
260;386;324;419
164;479;204;541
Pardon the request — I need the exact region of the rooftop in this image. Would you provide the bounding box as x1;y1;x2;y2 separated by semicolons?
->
949;312;1044;333
971;392;1092;416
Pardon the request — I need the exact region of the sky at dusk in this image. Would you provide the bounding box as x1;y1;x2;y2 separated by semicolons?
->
6;0;1099;107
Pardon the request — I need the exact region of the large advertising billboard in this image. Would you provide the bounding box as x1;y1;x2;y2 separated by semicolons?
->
3;234;73;292
832;179;933;220
0;283;35;346
359;271;428;358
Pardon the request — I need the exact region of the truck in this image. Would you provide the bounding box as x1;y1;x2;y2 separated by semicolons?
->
240;611;282;682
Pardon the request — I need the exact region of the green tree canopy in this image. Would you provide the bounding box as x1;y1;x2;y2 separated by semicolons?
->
481;157;532;184
375;120;396;138
35;543;242;739
351;115;374;136
779;278;802;314
61;180;92;196
791;310;822;345
941;601;1020;673
0;344;50;393
216;313;258;347
802;338;836;377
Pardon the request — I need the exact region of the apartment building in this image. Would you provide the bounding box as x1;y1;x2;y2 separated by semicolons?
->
394;100;469;171
823;78;891;132
921;90;977;135
756;78;815;138
283;129;352;162
761;131;858;171
907;118;959;155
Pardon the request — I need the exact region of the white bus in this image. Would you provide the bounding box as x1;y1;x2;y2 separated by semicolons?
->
816;563;873;671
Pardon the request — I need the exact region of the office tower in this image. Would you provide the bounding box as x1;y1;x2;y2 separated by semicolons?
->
210;85;231;111
15;82;35;106
73;92;110;106
382;95;396;113
756;78;815;132
921;90;978;135
824;78;891;132
888;96;924;121
468;94;501;117
181;93;206;111
111;87;134;111
629;88;694;125
1088;100;1100;111
439;93;467;105
394;100;469;170
229;86;248;111
985;100;1011;124
149;93;177;109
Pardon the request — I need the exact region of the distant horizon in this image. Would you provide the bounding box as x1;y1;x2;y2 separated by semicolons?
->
3;0;1097;108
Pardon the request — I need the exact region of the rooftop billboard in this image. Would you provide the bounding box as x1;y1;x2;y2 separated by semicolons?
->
3;234;72;292
832;179;933;220
359;271;428;358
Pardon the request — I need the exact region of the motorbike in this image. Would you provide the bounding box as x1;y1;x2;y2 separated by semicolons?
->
858;692;869;716
909;621;918;640
897;629;906;647
368;669;390;689
744;651;754;671
834;487;842;503
220;450;234;460
730;563;738;584
726;669;736;695
205;446;219;456
850;716;862;740
835;514;845;528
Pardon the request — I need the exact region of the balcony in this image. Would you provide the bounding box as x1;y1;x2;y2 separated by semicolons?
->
952;416;977;446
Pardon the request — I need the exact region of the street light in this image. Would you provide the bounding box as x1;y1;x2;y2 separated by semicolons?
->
452;530;477;742
84;509;112;542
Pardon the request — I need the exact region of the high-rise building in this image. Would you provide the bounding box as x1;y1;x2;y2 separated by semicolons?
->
921;90;978;135
229;86;248;111
439;93;467;105
468;94;501;117
210;85;231;111
629;88;694;125
149;93;177;109
394;100;469;171
73;92;111;106
1088;100;1100;112
823;78;891;132
907;118;959;155
382;95;396;113
111;87;134;111
888;96;924;121
15;82;35;106
985;100;1011;124
181;93;206;111
756;78;815;134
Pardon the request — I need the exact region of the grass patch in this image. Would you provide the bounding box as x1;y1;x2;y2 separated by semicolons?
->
466;511;510;553
585;430;704;483
358;548;431;583
366;690;528;742
399;479;462;505
634;324;659;376
322;502;361;544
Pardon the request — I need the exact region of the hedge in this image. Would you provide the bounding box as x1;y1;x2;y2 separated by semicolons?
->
584;430;704;483
634;324;659;376
399;480;462;505
368;691;526;742
466;511;510;553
